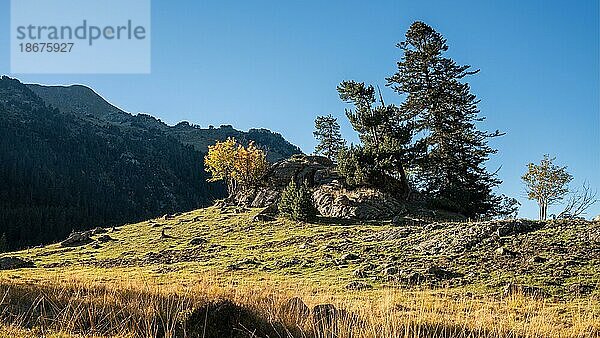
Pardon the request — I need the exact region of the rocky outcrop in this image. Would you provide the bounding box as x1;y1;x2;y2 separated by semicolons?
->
313;181;405;220
61;231;92;247
60;228;108;247
233;155;335;208
234;154;406;220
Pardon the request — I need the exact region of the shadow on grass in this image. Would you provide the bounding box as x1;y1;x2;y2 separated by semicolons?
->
0;281;577;338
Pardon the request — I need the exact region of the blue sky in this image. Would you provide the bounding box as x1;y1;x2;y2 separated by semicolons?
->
1;0;598;219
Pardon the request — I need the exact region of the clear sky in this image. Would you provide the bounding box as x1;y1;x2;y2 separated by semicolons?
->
1;0;598;219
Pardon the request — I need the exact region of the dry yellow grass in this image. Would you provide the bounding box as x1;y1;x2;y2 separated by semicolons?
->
1;207;598;337
0;269;598;338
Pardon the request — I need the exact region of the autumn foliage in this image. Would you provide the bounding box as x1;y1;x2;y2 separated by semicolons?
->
205;138;268;196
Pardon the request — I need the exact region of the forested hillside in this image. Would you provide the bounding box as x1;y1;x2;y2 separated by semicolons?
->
0;77;300;250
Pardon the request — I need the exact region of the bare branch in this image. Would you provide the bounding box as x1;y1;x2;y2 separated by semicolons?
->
558;181;598;219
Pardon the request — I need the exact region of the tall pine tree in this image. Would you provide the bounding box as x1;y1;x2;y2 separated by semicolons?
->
387;21;502;217
313;114;346;161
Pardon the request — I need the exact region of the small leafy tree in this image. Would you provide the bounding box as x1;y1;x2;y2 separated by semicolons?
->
278;180;317;222
313;114;346;161
522;155;573;220
205;138;268;197
233;141;268;191
205;137;238;196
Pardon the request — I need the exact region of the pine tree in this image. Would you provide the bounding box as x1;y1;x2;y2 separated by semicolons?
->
336;81;413;196
387;21;502;217
278;180;317;222
313;114;346;161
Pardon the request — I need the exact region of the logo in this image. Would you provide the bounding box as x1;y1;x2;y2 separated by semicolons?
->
11;0;151;74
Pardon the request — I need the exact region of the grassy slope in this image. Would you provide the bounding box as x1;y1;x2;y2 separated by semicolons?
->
0;206;599;337
2;205;599;296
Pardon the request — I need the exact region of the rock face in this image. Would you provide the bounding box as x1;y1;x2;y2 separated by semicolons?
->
313;182;404;220
234;154;405;220
233;155;334;208
0;257;35;270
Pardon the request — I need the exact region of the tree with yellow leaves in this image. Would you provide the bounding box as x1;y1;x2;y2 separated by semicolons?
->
233;141;268;191
205;137;238;196
205;138;268;197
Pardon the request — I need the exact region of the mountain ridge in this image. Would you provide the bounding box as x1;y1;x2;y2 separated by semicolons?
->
26;82;302;162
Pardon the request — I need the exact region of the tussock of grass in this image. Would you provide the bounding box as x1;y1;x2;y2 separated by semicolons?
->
0;276;598;337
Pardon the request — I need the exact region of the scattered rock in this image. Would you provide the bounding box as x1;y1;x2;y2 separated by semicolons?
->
568;283;595;295
253;213;276;222
226;258;260;271
529;256;547;263
90;227;107;235
184;299;289;338
61;231;92;247
496;220;544;237
383;266;398;276
252;203;278;222
340;253;361;262
345;281;373;290
0;257;35;270
425;266;463;280
593;215;600;222
495;247;517;257
352;268;368;278
97;234;114;243
279;297;310;326
189;237;207;246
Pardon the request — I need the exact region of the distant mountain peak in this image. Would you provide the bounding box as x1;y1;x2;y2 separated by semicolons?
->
25;80;302;162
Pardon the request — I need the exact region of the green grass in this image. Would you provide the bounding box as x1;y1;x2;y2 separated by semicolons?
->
2;205;599;297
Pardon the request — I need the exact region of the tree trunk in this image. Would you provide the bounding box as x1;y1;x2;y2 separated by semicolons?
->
398;164;410;200
539;201;548;221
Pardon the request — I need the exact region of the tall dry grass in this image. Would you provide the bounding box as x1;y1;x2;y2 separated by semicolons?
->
0;276;598;338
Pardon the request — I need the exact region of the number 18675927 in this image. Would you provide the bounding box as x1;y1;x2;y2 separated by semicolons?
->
19;42;74;53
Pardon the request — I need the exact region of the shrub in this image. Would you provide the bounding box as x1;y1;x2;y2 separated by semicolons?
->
278;180;317;222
